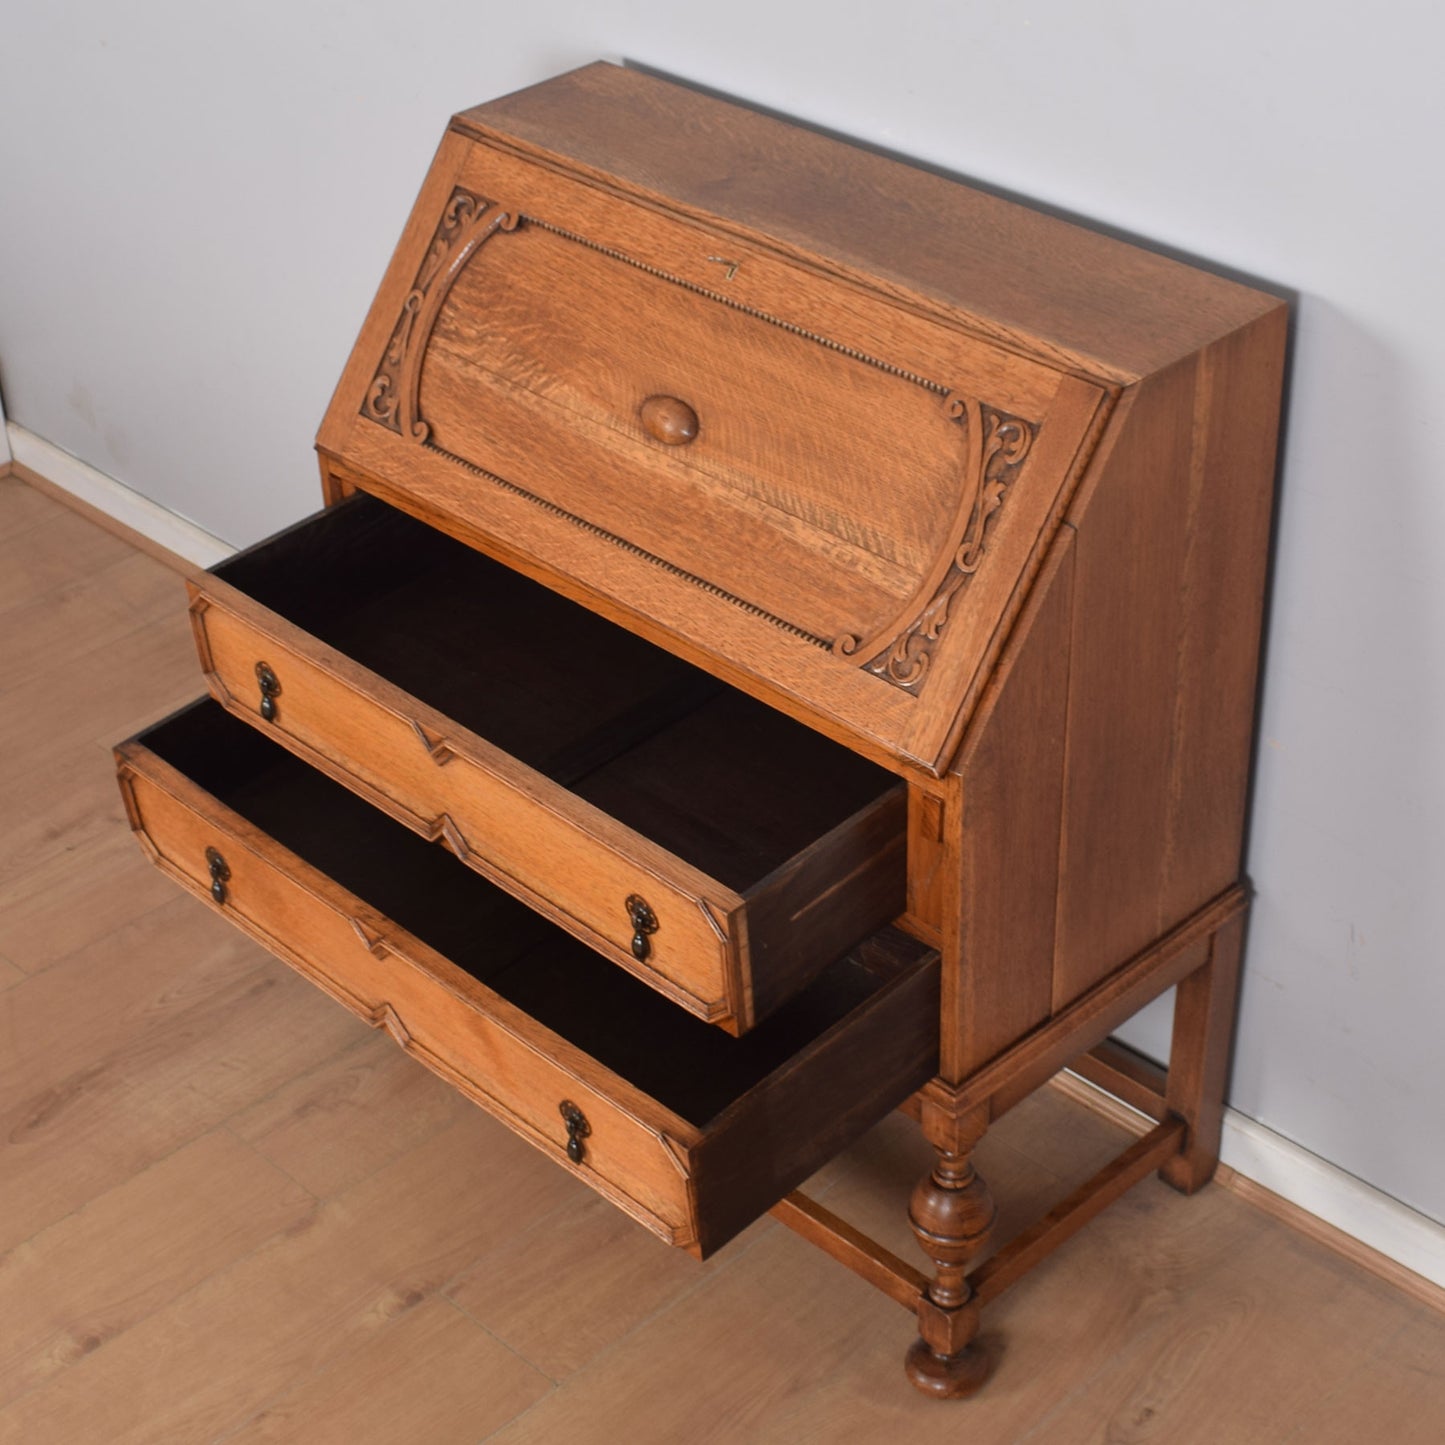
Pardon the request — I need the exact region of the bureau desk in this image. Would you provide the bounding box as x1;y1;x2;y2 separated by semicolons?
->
115;62;1286;1398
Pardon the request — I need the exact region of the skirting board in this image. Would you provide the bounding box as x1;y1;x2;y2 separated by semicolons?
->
11;422;1444;1312
1056;1071;1445;1310
5;423;233;569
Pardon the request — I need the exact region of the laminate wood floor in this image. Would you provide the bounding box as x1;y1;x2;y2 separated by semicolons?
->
1;471;1441;1444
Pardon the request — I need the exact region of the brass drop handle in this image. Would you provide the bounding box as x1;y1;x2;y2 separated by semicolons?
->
559;1099;591;1164
255;661;281;723
625;894;658;962
206;846;230;905
639;394;699;446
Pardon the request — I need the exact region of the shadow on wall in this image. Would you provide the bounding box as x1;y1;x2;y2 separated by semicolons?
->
1232;292;1445;1223
622;57;1295;306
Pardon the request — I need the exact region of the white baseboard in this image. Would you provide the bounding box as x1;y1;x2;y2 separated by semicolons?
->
10;421;1444;1304
6;423;233;567
1061;1068;1444;1299
1218;1109;1445;1293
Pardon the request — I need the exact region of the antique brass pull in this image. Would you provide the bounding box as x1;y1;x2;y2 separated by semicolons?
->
255;661;281;722
205;846;230;905
625;894;658;961
639;394;699;446
559;1099;591;1164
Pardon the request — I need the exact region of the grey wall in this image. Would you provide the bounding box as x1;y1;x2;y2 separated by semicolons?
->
3;3;1441;1223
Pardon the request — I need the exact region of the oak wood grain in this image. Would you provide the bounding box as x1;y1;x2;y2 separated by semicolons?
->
1160;908;1246;1193
319;93;1114;777
969;1116;1185;1306
1051;363;1201;1006
460;64;1282;382
941;529;1074;1079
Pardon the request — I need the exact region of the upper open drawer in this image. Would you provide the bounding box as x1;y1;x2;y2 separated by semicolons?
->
318;68;1112;776
189;493;905;1035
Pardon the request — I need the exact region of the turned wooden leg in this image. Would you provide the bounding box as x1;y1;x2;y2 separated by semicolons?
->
1160;909;1246;1193
905;1132;997;1398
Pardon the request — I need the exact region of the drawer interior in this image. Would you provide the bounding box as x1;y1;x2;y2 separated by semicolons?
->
214;492;899;891
143;701;923;1127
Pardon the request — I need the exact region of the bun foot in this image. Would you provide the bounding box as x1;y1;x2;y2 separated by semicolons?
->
904;1337;995;1399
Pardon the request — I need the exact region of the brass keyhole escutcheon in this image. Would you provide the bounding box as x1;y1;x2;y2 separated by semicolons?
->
559;1099;591;1164
255;661;281;723
625;894;658;962
206;846;231;905
638;394;699;446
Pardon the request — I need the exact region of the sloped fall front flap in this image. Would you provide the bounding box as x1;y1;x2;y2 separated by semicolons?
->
319;79;1110;775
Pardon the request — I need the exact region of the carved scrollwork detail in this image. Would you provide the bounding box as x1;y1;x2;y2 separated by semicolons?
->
835;398;1037;694
361;187;518;441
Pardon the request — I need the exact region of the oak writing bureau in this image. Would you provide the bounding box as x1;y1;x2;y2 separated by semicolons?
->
114;62;1286;1397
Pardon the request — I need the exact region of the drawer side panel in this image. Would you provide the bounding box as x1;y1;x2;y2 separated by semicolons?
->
691;937;940;1258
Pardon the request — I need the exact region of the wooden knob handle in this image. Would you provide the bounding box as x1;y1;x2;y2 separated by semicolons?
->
639;394;699;446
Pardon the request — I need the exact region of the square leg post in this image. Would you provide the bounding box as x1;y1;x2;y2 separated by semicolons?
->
1160;907;1246;1193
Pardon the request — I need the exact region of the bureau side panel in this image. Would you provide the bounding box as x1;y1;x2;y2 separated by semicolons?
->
1155;311;1286;929
941;531;1075;1079
1052;307;1286;1009
691;945;940;1258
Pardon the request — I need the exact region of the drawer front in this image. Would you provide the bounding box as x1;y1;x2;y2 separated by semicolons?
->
115;715;939;1257
117;742;703;1242
190;586;745;1025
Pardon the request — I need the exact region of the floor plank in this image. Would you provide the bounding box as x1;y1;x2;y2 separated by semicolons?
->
218;1296;551;1445
1019;1206;1423;1444
0;737;140;895
0;1118;576;1445
0;898;360;1252
0;473;64;538
1279;1311;1445;1445
0;818;185;975
229;1033;474;1200
0;607;198;770
0;550;180;686
0;499;136;616
0;1130;315;1408
447;1188;746;1383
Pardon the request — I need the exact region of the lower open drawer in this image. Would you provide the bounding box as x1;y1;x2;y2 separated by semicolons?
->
115;701;939;1257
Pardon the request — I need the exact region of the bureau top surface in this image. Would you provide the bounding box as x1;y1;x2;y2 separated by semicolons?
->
319;63;1281;777
456;63;1279;383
